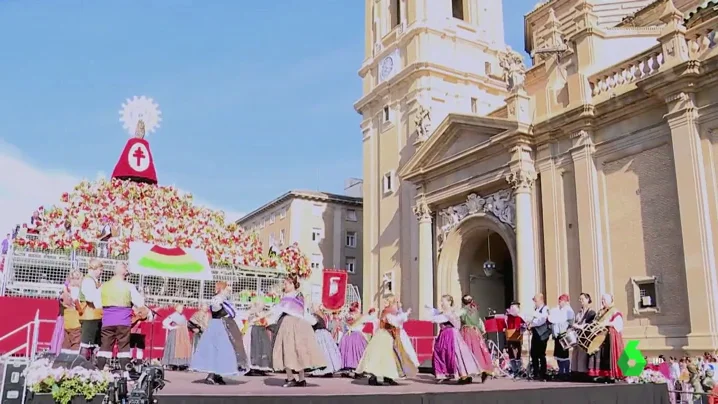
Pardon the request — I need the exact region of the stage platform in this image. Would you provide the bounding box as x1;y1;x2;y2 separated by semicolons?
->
153;371;670;404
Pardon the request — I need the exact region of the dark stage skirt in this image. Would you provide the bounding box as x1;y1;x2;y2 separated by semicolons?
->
587;328;625;379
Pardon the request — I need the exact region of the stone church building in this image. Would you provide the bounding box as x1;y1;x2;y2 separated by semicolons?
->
356;0;718;353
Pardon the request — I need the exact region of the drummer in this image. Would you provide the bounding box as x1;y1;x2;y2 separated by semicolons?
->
550;294;575;380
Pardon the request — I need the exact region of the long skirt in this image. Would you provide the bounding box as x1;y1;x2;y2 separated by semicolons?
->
49;316;64;355
272;315;326;372
356;328;416;380
245;326;273;371
460;326;493;374
433;326;481;379
587;328;625;379
311;329;343;376
339;330;368;370
571;343;590;374
161;326;192;367
190;318;246;376
399;328;419;367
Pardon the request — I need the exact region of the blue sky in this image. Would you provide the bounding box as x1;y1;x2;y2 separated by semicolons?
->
0;0;536;226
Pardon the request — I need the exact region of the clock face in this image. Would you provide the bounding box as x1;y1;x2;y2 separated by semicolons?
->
380;56;394;81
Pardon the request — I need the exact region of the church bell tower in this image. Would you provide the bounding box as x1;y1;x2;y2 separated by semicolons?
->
356;0;510;312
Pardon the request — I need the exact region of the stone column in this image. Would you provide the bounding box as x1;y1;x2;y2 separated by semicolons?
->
413;197;434;320
507;168;538;309
570;130;606;299
665;91;718;348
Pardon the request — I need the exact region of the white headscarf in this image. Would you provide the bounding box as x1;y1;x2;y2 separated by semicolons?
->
602;293;614;306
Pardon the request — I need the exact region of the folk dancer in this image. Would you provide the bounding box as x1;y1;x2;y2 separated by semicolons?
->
356;294;417;386
129;306;147;362
397;301;419;369
243;300;273;375
190;281;249;385
96;263;150;376
269;275;326;387
549;294;575;380
427;295;484;384
587;294;625;382
459;295;494;377
338;302;369;377
161;304;192;369
528;293;550;380
188;304;210;352
78;259;104;361
58;270;83;354
310;305;344;377
505;302;525;375
570;293;596;381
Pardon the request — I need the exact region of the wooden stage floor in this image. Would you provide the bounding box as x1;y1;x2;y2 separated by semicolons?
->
152;371;671;404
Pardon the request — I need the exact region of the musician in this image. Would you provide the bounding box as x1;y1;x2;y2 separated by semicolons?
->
587;294;625;382
59;270;83;354
96;263;149;376
505;302;524;375
570;293;596;380
550;294;575;380
78;259;104;360
129;305;147;362
528;293;550;380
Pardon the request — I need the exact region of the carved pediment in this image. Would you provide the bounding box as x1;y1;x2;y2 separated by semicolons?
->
400;114;518;181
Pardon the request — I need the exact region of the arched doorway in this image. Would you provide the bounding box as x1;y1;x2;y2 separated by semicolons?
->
436;213;516;317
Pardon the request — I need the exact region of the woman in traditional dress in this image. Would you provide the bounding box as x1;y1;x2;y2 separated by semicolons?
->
570;292;596;381
587;294;625;382
56;270;83;354
459;295;494;378
269;274;326;387
396;301;419;369
338;302;369;377
356;294;417;386
188;304;210;352
244;300;273;375
190;281;249;385
161;304;192;369
310;305;343;377
427;295;484;384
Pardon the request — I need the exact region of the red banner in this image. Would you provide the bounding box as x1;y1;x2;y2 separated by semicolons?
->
321;269;348;311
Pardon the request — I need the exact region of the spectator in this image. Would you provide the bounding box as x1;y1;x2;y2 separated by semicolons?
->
98;216;112;258
1;233;9;255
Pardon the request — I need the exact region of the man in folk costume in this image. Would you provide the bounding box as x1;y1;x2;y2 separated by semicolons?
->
527;293;551;380
79;259;104;360
505;302;524;375
96;263;150;376
587;293;625;382
549;294;575;380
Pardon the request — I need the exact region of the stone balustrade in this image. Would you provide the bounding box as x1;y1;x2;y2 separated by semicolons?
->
588;45;664;98
685;20;717;59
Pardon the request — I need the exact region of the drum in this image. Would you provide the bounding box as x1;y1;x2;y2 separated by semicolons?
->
577;323;607;355
558;329;578;350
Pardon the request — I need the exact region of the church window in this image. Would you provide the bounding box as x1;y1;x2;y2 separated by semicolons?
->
383;271;395;293
471;97;478;114
390;0;401;28
383;171;395;195
631;276;659;314
383;106;391;123
452;0;465;21
484;61;492;76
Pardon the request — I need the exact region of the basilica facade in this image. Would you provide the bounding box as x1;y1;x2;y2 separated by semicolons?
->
357;0;718;353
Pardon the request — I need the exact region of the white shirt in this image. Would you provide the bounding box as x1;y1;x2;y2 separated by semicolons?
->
127;282;145;308
81;277;102;308
531;305;549;328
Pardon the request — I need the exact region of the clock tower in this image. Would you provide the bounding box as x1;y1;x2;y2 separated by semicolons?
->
355;0;510;314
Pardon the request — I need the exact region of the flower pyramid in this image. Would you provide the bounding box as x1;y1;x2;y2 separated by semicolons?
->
14;177;312;277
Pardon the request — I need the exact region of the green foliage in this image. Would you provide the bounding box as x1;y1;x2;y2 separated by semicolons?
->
31;377;108;404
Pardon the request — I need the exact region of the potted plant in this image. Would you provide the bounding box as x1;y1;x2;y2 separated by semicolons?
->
24;358;113;404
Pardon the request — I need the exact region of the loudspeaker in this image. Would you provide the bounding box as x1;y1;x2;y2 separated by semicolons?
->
418;358;433;374
51;353;96;370
0;362;27;404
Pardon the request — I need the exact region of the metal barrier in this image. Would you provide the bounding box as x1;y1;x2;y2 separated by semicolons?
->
0;310;51;365
669;381;718;404
2;243;360;309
